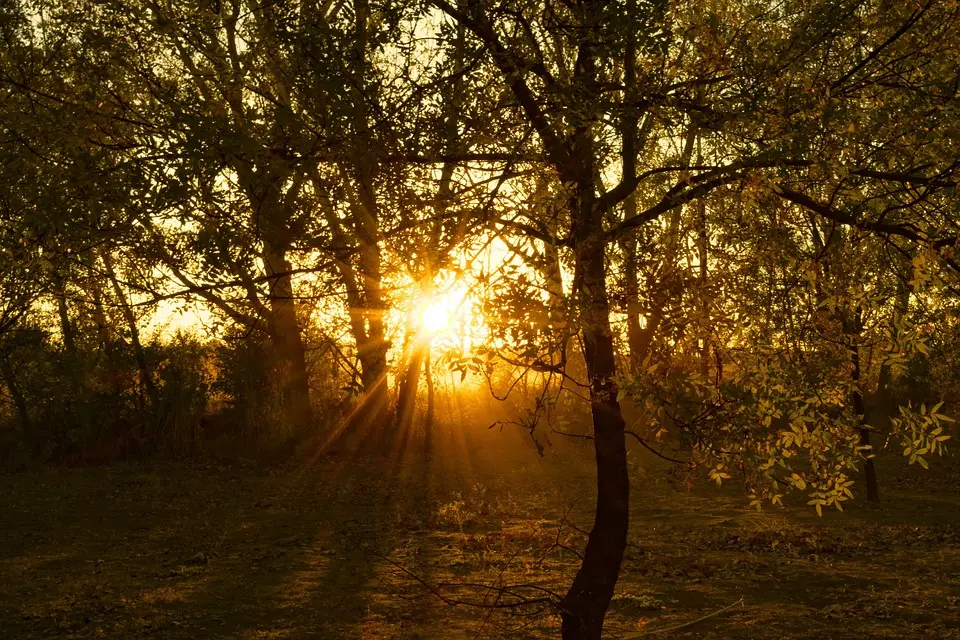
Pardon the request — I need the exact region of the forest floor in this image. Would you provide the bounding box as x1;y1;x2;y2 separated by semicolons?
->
2;422;959;639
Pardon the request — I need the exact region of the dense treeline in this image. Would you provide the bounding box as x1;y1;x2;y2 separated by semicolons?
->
2;1;960;637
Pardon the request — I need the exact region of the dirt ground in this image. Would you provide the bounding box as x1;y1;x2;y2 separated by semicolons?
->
2;423;959;639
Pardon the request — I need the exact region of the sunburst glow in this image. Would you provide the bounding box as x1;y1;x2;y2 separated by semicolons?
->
419;295;455;334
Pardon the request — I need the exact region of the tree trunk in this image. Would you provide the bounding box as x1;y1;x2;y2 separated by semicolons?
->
53;273;76;355
695;128;710;381
870;274;909;431
81;252;112;347
342;0;391;443
395;338;426;434
317;187;389;442
621;235;643;369
263;245;312;430
0;355;29;431
351;233;390;444
633;125;697;362
561;179;629;640
619;27;643;371
851;342;879;502
435;3;632;635
847;308;879;502
697;198;710;380
101;251;158;411
424;344;435;454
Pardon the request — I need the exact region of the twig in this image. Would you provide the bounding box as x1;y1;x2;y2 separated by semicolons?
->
343;532;559;612
625;597;745;637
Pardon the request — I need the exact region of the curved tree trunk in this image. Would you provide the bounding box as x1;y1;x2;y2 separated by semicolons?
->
561;177;629;639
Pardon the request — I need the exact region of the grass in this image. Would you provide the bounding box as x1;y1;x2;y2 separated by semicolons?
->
1;422;959;639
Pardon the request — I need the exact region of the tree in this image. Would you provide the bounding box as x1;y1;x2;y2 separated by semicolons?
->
431;0;960;637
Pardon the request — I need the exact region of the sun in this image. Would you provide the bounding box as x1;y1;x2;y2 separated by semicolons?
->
420;297;453;334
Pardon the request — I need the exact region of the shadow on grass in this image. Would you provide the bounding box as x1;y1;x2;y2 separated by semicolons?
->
0;438;442;639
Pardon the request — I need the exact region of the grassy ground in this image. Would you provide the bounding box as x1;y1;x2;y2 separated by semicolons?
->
2;422;959;639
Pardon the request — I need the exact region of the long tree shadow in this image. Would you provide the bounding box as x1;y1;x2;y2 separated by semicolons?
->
177;417;445;639
0;449;422;639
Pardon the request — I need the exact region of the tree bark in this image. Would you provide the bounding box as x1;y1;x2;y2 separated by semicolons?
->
561;53;629;629
633;124;697;361
621;235;643;369
349;212;390;442
262;244;312;430
696;133;710;381
561;182;630;640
